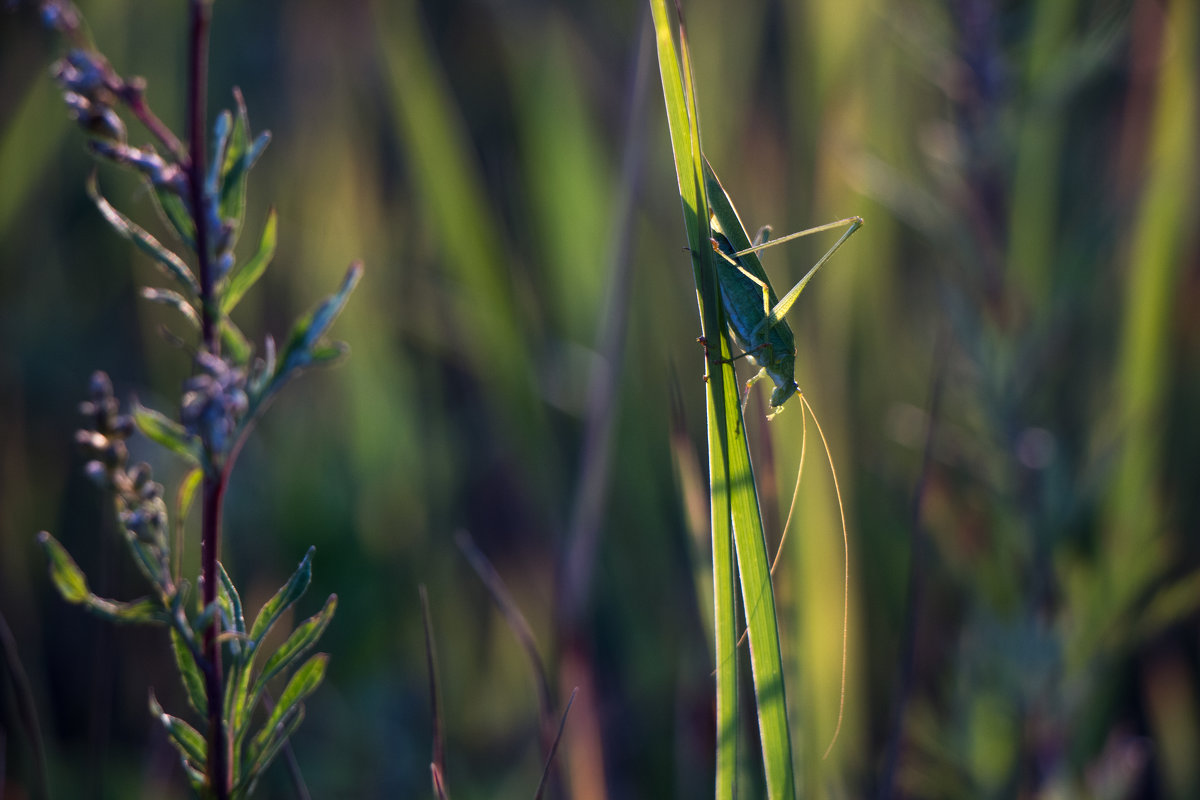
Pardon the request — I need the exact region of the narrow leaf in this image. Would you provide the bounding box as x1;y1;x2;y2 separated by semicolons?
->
278;262;363;377
148;180;196;249
248;653;327;764
220;316;252;366
219;88;271;243
150;693;207;770
140;287;200;329
207;110;233;208
249;547;314;646
122;532;168;588
87;173;200;297
227;638;256;752
242;704;305;791
174;466;203;580
309;342;350;366
171;626;207;717
84;595;165;625
132;402;204;465
218;561;246;636
221;208;277;315
36;532;89;604
252;594;336;703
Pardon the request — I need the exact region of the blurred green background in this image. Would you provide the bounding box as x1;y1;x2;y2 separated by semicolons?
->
2;0;1199;797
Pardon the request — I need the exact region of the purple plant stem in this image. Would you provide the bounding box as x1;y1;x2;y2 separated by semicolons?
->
187;0;229;797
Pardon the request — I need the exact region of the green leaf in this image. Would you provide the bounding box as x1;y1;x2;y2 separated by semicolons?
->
87;173;200;297
132;402;204;466
149;180;196;249
247;653;326;767
242;703;305;794
174;466;203;565
219;94;249;225
278;262;363;377
248;335;277;399
150;692;207;771
229;638;260;758
218;561;246;636
226;638;256;754
208;110;234;209
171;626;207;717
220;208;276;315
37;531;89;604
248;547;314;646
220;316;252;366
123;530;168;588
87;595;165;624
38;532;168;623
309;342;350;366
219;89;271;245
252;594;337;703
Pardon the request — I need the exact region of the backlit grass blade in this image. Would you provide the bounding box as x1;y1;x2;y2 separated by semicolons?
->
651;2;796;797
649;1;739;795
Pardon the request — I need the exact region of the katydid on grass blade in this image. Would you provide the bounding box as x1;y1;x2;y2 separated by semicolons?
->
702;156;860;758
702;157;862;419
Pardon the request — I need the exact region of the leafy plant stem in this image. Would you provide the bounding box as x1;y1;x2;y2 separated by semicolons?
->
187;1;228;794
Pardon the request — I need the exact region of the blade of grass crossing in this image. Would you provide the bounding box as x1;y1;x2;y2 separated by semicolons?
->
652;2;798;796
649;1;739;796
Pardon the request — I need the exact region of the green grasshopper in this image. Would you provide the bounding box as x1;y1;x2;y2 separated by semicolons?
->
702;158;862;418
701;160;860;755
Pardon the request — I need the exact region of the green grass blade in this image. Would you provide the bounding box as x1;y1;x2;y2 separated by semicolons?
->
651;2;796;796
649;1;739;795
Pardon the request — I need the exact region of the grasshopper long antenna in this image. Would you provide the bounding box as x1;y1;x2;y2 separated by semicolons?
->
732;407;806;651
800;394;850;761
772;399;809;576
729;394;850;758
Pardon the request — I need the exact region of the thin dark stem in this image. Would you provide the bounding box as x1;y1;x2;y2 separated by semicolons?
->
116;82;187;162
188;0;216;355
201;476;229;798
188;0;226;796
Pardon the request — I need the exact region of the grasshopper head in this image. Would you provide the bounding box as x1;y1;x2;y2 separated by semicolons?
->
767;379;799;416
764;353;799;417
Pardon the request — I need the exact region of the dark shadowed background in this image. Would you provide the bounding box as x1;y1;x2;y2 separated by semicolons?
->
2;0;1199;797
